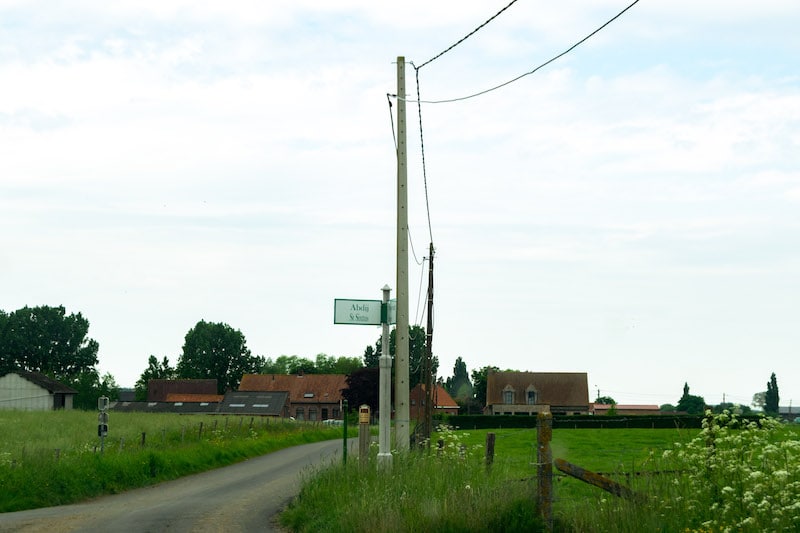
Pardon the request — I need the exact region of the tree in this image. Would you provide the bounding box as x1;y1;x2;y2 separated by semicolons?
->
0;305;99;381
363;345;379;368
176;320;264;394
341;367;382;413
712;402;752;415
314;353;363;375
70;370;119;410
752;391;767;411
471;365;500;408
444;356;473;402
595;396;617;405
765;372;780;415
372;325;438;390
135;355;176;401
676;382;706;415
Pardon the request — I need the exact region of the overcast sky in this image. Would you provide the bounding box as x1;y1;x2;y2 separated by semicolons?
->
2;1;798;408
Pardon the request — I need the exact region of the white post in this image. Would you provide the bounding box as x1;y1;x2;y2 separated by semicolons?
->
395;56;410;451
378;284;393;468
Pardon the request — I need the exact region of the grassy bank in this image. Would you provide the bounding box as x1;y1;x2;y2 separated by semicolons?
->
281;416;800;532
0;410;349;512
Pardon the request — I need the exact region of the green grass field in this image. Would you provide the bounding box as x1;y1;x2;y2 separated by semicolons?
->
0;409;349;512
3;411;797;532
282;417;800;532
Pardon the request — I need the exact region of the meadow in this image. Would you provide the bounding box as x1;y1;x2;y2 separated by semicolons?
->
0;409;348;512
281;414;800;532
3;410;798;532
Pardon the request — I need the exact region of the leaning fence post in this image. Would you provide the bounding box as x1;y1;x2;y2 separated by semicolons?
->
537;411;553;531
485;432;495;471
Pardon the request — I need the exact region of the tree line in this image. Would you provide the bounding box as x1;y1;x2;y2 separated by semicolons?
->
1;305;786;416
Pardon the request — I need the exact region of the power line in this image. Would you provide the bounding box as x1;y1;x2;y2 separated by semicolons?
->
411;64;434;245
417;0;520;70
413;0;642;104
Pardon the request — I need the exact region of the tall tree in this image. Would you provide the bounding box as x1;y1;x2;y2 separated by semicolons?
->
0;305;99;381
373;325;438;389
341;367;381;413
471;365;500;408
765;372;780;415
445;356;473;401
752;391;767;411
363;345;379;368
676;382;706;415
176;320;264;394
135;355;176;401
595;396;617;405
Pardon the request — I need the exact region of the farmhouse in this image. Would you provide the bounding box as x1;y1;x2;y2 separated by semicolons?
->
485;371;590;415
239;373;346;421
0;371;77;411
410;383;460;421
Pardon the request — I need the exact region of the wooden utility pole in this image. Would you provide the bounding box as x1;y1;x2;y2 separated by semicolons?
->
395;56;410;451
422;242;435;441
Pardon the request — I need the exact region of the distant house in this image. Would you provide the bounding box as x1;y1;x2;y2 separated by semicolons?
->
591;403;661;416
239;373;347;421
485;371;589;415
410;383;460;421
0;371;77;411
147;379;218;402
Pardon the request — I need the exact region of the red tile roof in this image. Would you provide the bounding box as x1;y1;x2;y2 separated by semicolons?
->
165;393;224;403
239;374;347;403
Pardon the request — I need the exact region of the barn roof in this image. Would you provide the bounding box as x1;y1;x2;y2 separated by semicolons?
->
411;383;460;409
9;371;77;394
239;374;347;403
165;393;224;403
219;391;288;416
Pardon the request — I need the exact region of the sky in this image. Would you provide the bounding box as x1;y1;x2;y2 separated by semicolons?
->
1;0;798;409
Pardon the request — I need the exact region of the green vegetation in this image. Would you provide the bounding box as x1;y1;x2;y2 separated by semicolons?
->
282;416;800;532
281;425;545;532
0;410;349;512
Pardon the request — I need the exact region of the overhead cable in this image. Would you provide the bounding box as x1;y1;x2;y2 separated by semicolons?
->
417;0;520;70
414;0;642;104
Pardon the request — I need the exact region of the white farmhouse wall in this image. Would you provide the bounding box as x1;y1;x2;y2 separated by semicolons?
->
0;373;53;410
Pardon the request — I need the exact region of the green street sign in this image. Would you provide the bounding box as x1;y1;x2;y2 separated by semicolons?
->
334;298;397;325
334;299;382;325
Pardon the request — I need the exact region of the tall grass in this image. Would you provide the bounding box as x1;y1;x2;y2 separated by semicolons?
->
557;413;800;532
280;425;546;532
280;420;800;532
0;410;349;512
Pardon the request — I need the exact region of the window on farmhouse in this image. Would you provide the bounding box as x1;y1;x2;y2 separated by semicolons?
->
503;390;514;404
295;408;304;420
527;390;536;405
308;407;317;421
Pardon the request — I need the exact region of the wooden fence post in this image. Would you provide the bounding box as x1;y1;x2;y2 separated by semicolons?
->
485;432;495;471
141;432;146;447
537;412;553;531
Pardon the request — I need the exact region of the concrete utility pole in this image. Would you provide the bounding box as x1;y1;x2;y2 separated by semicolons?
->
378;284;393;468
395;56;410;451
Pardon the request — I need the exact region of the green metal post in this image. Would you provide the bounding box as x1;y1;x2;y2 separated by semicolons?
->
343;399;348;465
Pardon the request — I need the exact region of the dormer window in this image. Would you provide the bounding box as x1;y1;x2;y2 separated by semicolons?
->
526;385;538;405
502;385;515;404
